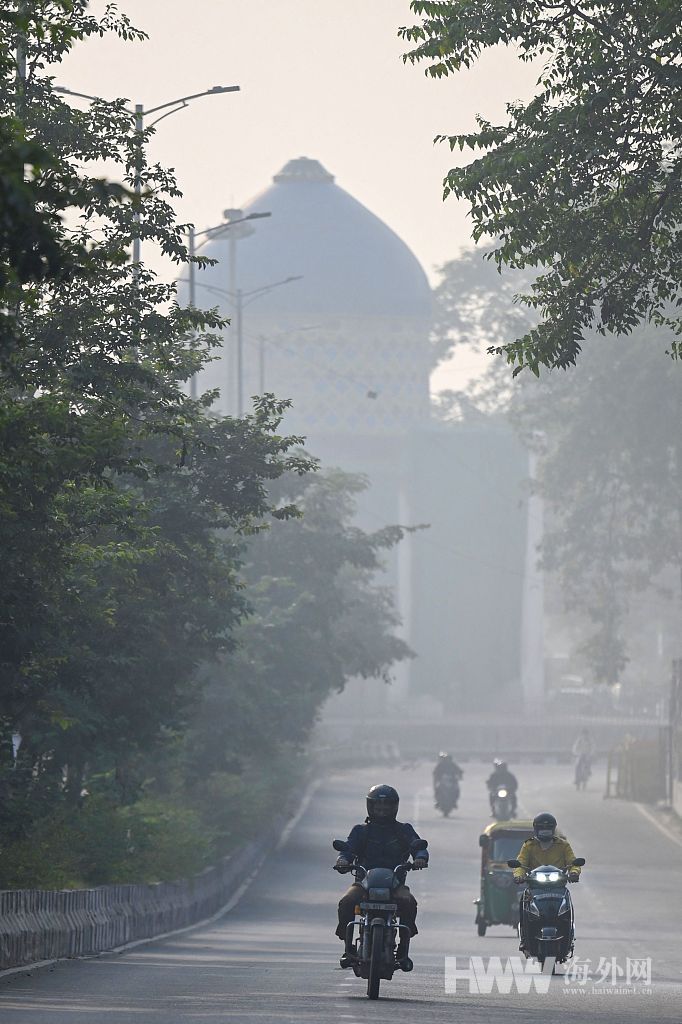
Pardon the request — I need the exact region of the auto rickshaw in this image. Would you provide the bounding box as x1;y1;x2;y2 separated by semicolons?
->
473;820;534;936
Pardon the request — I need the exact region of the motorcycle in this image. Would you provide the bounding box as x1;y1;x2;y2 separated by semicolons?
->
574;754;591;790
333;837;427;1000
434;775;460;816
491;786;515;820
508;857;586;971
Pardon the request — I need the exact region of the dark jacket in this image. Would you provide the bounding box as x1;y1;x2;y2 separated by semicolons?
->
433;760;463;783
486;768;518;792
342;819;428;870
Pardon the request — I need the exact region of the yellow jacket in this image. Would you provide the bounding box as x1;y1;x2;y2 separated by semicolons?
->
513;836;581;880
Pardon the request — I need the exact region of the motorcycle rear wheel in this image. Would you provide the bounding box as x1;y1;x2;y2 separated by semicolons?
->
367;924;383;999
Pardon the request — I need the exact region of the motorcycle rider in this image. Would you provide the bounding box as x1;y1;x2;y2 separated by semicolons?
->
513;812;582;948
486;759;518;815
433;751;463;807
335;784;428;970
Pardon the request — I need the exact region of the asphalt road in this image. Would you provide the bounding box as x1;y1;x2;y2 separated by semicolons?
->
1;759;681;1022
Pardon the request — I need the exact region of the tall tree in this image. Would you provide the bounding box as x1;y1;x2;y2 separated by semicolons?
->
0;4;314;838
402;2;682;374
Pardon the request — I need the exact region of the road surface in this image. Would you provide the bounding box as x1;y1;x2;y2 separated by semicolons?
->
1;759;680;1021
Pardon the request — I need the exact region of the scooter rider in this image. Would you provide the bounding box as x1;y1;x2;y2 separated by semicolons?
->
486;759;518;814
335;784;428;969
513;812;582;948
513;812;582;880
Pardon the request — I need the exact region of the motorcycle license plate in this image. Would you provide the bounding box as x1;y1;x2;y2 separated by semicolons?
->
360;902;397;911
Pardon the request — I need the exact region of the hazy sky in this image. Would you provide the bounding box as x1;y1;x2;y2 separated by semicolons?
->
60;1;537;391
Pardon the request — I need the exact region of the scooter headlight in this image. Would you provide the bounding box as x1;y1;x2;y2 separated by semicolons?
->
534;870;562;883
497;788;508;798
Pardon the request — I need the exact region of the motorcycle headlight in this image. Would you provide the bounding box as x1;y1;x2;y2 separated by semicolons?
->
534;871;562;883
528;901;540;917
497;788;508;797
368;888;391;901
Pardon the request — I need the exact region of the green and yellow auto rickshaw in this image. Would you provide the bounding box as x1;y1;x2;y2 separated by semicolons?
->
473;820;534;936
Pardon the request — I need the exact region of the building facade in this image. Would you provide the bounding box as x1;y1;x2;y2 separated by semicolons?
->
185;157;531;711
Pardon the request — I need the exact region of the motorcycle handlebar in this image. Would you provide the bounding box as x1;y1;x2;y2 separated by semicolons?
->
332;860;420;878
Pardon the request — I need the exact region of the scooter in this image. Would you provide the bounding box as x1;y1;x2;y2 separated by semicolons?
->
492;786;515;820
333;838;427;1000
508;857;586;971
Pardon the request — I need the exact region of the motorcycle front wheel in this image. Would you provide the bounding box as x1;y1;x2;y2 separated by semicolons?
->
367;924;383;999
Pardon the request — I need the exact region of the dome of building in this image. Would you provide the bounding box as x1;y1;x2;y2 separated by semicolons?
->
196;157;431;319
186;157;432;434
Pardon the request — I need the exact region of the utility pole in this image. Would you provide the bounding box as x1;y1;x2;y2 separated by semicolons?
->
15;4;27;118
132;103;144;269
258;335;266;394
183;275;302;414
236;288;244;416
188;225;197;399
182;212;271;405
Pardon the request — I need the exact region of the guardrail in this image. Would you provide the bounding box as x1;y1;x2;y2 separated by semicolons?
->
0;821;282;973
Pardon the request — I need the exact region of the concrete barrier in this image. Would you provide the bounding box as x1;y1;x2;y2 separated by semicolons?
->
0;827;278;972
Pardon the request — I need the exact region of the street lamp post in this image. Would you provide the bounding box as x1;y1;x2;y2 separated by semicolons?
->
187;276;303;414
186;212;272;400
54;84;240;266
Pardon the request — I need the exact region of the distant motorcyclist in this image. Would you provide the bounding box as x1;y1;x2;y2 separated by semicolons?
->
486;759;518;815
335;784;429;968
433;752;463;793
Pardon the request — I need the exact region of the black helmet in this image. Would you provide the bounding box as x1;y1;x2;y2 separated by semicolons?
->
533;812;557;842
366;784;399;822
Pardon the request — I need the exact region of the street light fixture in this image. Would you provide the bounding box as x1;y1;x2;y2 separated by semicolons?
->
187;212;271;309
54;83;240;265
185;212;272;400
187;276;304;414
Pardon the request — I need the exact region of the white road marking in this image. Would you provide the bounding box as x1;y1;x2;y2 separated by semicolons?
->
635;802;682;849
